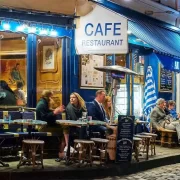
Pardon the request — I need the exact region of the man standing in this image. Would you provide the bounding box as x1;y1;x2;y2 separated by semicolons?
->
88;90;108;138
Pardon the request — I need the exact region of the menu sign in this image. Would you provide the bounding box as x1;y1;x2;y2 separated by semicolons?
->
116;115;134;163
159;65;173;92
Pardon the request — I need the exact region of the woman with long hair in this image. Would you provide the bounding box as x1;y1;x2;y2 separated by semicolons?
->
103;96;112;120
66;92;87;120
63;92;87;153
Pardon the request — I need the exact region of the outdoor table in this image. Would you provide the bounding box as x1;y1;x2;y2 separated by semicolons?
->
13;119;47;136
135;120;149;125
56;120;87;164
134;120;149;134
0;119;15;167
88;120;106;126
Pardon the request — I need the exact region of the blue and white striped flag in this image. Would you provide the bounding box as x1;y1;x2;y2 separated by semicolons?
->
143;66;157;123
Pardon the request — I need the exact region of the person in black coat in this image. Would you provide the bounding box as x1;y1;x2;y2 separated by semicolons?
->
87;90;108;138
36;90;65;160
0;80;16;106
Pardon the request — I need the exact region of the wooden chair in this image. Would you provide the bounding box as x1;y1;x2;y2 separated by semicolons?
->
150;122;177;147
90;138;109;165
134;134;152;160
158;129;177;147
133;137;142;162
106;135;116;161
17;139;44;169
141;132;158;155
71;139;94;166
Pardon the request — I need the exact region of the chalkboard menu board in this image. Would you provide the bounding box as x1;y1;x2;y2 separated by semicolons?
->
116;115;134;163
159;65;173;92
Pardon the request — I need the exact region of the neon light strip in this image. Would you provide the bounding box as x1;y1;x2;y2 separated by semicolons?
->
0;20;72;38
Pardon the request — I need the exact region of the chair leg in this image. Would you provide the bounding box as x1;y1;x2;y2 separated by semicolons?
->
32;145;36;169
154;139;156;155
40;144;44;169
146;139;150;160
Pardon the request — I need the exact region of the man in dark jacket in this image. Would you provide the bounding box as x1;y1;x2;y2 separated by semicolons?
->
88;90;108;138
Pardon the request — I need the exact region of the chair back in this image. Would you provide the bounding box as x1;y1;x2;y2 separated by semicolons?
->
22;112;36;120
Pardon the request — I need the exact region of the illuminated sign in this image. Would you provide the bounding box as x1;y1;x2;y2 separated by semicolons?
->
75;5;128;54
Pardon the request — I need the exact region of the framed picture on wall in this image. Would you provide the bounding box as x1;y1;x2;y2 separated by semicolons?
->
80;54;105;89
40;42;57;72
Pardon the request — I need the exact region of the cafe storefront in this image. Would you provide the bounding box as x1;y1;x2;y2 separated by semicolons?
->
0;9;73;108
72;1;180;119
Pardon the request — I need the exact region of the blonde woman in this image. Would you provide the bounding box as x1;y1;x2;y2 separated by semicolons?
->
63;92;87;150
103;96;112;120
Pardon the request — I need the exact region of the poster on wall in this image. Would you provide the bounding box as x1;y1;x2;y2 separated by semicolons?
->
159;64;173;92
80;54;105;89
40;42;57;72
75;5;128;54
0;58;26;90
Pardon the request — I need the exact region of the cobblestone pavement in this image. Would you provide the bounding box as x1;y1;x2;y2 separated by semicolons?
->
94;163;180;180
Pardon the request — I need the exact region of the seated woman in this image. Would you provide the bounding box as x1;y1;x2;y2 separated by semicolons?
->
103;96;111;120
65;92;87;143
167;100;180;120
36;90;65;160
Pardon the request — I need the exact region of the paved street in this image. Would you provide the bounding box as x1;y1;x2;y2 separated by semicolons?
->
94;163;180;180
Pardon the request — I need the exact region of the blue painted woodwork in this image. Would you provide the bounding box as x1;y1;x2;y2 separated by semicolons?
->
27;34;37;107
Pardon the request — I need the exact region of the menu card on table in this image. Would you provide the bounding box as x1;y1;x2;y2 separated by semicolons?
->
116;115;134;163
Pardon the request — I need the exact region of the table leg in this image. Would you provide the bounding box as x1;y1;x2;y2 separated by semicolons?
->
27;125;32;138
20;124;24;132
66;126;72;164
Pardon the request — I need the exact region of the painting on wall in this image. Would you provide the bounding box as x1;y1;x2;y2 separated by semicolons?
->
0;58;26;90
40;42;57;72
80;54;105;89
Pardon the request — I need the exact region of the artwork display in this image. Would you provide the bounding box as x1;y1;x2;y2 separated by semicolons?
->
0;58;26;90
80;55;105;89
40;43;57;72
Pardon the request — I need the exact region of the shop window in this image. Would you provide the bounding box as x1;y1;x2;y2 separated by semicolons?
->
115;84;127;115
134;84;143;117
115;54;126;67
0;32;27;103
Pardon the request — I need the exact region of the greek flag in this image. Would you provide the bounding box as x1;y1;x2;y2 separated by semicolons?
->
143;66;157;123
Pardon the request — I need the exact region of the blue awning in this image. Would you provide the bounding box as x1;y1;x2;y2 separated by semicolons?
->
155;53;180;73
128;20;180;58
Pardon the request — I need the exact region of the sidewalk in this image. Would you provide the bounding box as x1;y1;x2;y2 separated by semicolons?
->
0;146;180;180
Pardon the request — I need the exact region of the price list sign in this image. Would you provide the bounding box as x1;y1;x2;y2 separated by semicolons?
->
116;115;134;163
159;65;173;92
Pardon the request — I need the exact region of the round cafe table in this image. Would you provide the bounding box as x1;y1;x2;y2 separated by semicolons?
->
13;119;47;136
56;120;87;164
88;120;106;126
0;119;14;125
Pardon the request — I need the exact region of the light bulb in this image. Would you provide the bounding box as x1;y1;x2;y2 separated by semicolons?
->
28;27;36;33
2;23;10;30
39;29;48;35
50;30;57;36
